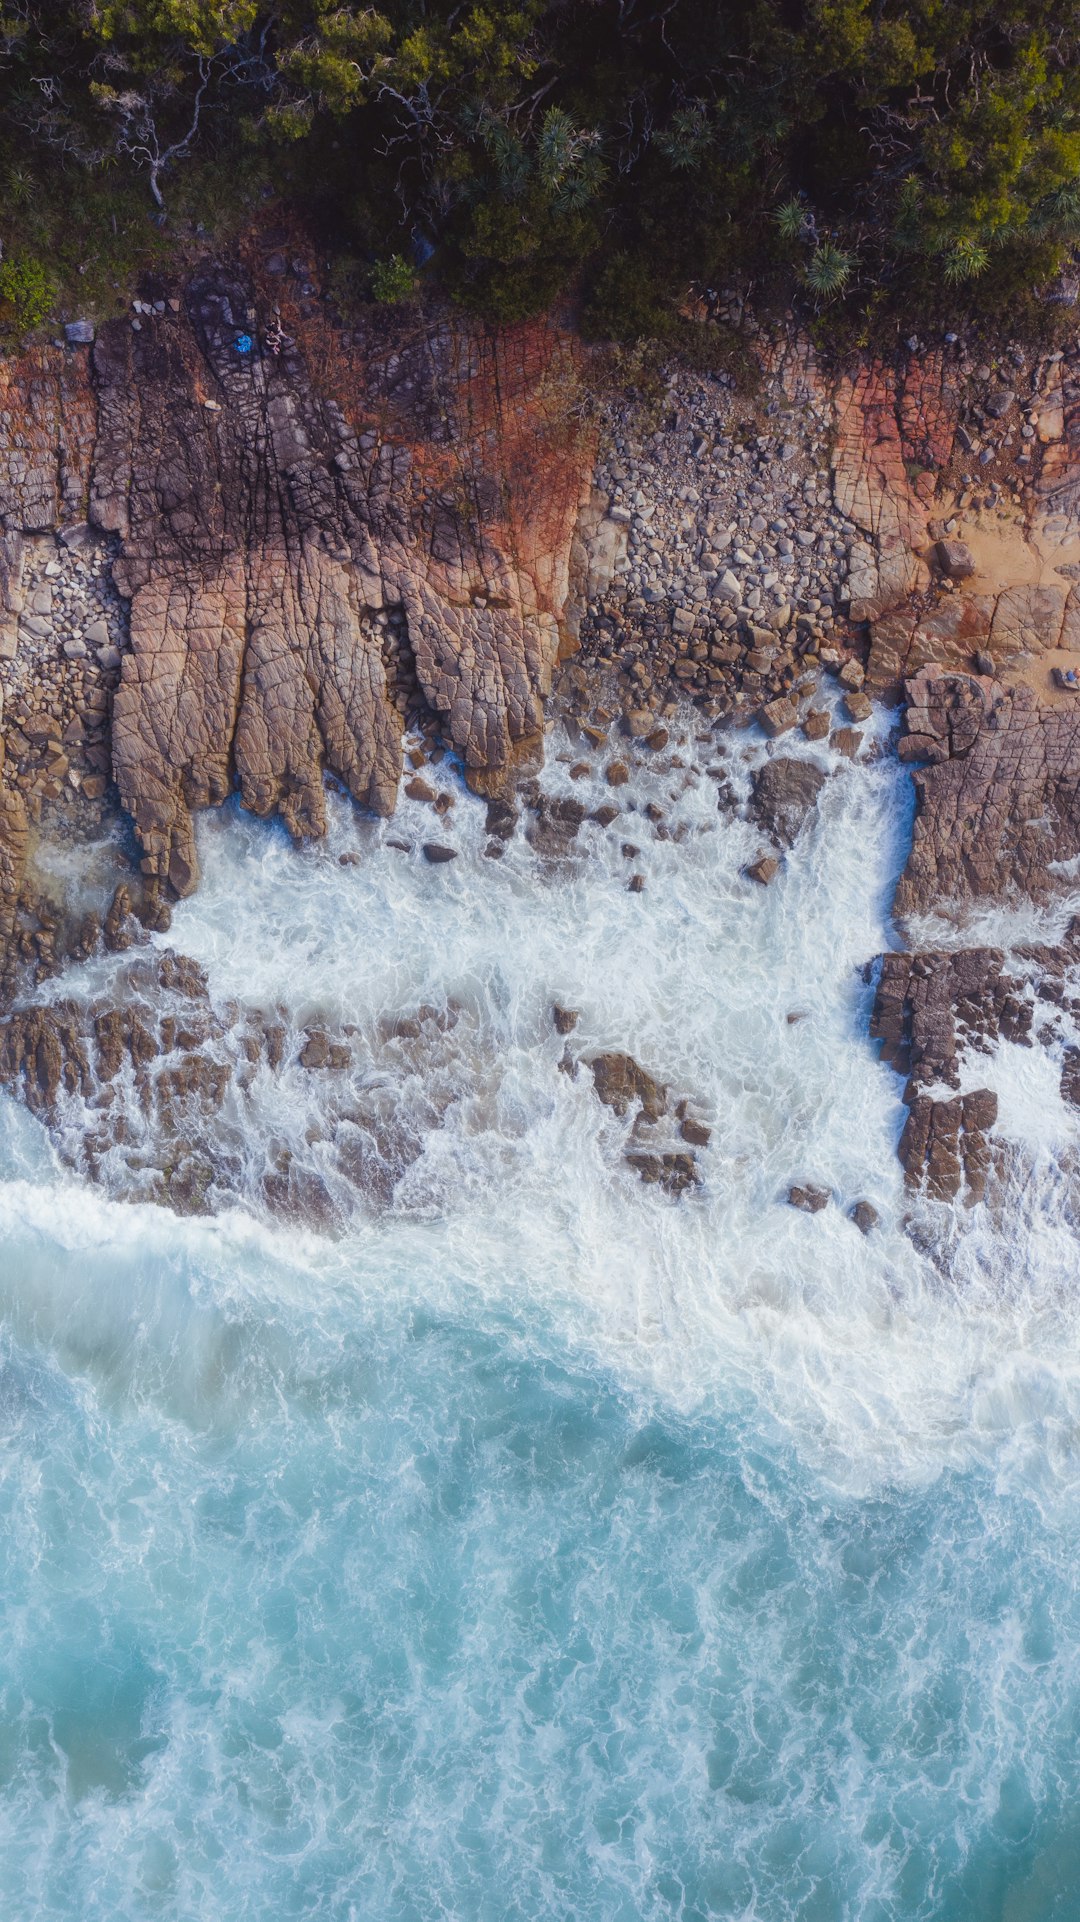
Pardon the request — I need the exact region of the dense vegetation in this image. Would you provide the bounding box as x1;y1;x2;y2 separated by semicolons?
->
2;0;1080;336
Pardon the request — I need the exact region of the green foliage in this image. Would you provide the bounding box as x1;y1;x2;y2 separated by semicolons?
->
2;0;1080;334
370;252;416;302
0;252;55;334
582;249;678;342
942;237;991;286
804;241;855;300
774;198;808;245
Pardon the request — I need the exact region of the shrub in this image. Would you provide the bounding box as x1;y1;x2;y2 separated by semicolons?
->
0;252;54;335
370;254;417;304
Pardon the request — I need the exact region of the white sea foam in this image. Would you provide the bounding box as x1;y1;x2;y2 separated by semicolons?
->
5;712;1080;1499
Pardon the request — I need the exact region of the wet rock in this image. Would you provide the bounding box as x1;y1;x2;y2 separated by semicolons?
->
1062;1045;1080;1109
750;758;827;847
788;1184;829;1212
625;1150;699;1195
553;1005;578;1034
103;884;138;953
802;709;830;741
680;1114;711;1147
405;776;436;803
300;1030;330;1069
589;1051;667;1121
830;726;863;759
485;797;517;842
850;1200;879;1234
745;853;780;885
528;794;587;854
422;843;457;864
605;760;630;786
760;695;798;738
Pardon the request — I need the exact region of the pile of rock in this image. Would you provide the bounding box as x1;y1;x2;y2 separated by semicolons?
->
0;528;125;825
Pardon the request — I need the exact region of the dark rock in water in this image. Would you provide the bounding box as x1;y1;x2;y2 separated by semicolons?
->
606;760;630;787
300;1030;349;1070
553;1005;579;1034
589;1051;667;1121
750;758;827;848
788;1183;830;1212
745;854;780;885
625;1150;698;1195
405;776;437;803
680;1115;711;1147
628;873;645;892
528;794;587;855
589;805;619;827
0;1005;91;1115
897;1088;998;1202
802;710;830;741
485;797;517;842
872;946;1007;1202
103;883;139;953
830;726;863;759
422;843;457;864
300;1030;330;1069
850;1200;879;1234
1063;1045;1080;1109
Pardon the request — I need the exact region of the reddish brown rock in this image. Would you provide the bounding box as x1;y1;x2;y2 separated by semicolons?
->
935;538;976;581
589;1052;667;1121
0;272;592;908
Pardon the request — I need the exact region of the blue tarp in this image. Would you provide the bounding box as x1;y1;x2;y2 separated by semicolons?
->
234;333;254;354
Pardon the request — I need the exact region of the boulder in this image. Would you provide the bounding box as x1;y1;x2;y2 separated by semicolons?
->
759;695;799;738
935;538;976;581
749;757;827;847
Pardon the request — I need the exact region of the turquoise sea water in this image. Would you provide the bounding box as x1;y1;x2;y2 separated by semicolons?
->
4;719;1080;1919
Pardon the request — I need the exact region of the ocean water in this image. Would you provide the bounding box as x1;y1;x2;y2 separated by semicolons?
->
3;714;1080;1920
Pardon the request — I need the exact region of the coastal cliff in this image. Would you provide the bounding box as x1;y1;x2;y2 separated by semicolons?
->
3;257;1080;1219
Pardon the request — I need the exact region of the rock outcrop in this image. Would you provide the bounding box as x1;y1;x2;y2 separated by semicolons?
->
0;269;591;910
895;667;1080;918
90;273;589;894
870;947;1031;1200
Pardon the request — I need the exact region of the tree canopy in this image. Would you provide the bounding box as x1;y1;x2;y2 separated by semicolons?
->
2;0;1080;332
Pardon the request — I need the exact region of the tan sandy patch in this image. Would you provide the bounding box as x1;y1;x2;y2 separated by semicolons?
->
1011;647;1080;709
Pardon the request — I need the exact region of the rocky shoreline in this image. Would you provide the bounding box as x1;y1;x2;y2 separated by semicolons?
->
3;249;1080;1226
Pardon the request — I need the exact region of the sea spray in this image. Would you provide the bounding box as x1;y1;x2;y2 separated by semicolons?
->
3;714;1080;1917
